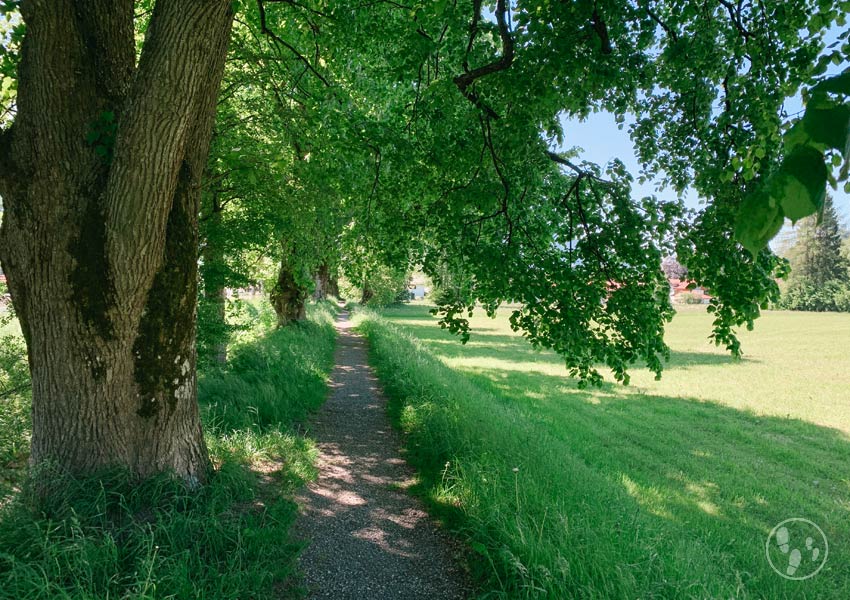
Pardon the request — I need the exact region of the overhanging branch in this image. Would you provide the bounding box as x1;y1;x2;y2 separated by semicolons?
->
256;0;330;87
453;0;514;118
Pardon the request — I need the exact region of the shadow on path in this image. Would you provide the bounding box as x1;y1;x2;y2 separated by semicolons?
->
293;310;470;599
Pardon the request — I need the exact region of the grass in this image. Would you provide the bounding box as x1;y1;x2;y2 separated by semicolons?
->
357;303;850;599
0;300;337;599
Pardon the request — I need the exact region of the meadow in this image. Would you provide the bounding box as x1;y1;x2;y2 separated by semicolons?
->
358;304;850;599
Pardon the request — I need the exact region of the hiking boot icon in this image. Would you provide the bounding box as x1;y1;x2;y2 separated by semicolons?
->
766;519;828;580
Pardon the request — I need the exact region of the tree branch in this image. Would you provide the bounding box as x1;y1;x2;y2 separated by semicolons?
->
546;151;615;185
454;0;513;89
256;0;330;87
0;127;14;189
264;0;332;19
590;7;612;54
717;0;751;39
643;1;678;42
453;0;514;117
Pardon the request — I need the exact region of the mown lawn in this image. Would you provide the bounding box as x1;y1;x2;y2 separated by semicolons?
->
359;303;850;599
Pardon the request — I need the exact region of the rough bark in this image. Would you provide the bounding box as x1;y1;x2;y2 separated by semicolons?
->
271;258;308;327
0;0;234;484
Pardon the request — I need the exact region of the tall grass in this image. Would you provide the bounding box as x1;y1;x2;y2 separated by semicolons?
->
0;301;337;599
199;301;335;432
357;306;850;599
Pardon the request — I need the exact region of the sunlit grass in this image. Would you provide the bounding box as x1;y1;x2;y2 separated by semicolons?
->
359;303;850;599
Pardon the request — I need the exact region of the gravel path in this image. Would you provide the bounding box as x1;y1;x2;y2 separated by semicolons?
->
293;309;470;599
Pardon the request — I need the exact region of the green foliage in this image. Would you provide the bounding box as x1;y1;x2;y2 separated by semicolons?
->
30;0;837;387
787;195;849;284
84;111;117;162
361;265;411;307
199;301;336;431
0;4;22;124
779;279;850;311
736;64;850;254
778;195;850;311
0;289;29;491
0;330;28;456
296;0;841;383
196;295;270;368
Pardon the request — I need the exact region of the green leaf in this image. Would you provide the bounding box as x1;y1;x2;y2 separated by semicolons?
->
470;541;489;556
810;70;850;96
775;146;828;222
802;103;850;155
735;189;785;255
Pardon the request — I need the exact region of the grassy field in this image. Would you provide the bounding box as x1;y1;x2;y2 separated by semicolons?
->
359;304;850;599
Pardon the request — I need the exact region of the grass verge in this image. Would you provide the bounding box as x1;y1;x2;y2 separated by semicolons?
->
0;301;336;599
356;305;850;599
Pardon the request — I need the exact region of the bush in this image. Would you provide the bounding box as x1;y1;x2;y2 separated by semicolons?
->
779;280;850;312
341;266;410;307
197;296;278;368
0;294;30;498
676;291;705;305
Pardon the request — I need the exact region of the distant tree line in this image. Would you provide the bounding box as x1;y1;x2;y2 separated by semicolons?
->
778;196;850;312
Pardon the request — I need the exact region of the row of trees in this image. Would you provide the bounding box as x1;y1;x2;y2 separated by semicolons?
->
0;0;847;485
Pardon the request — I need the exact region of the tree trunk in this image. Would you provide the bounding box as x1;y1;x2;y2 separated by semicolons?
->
313;263;330;301
327;275;340;299
0;1;234;484
271;258;308;327
208;287;228;366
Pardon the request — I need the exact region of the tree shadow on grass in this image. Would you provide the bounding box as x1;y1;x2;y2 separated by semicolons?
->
395;318;754;370
373;307;848;597
445;363;850;598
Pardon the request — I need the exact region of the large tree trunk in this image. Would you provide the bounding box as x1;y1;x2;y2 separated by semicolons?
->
271;258;308;328
0;1;234;484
